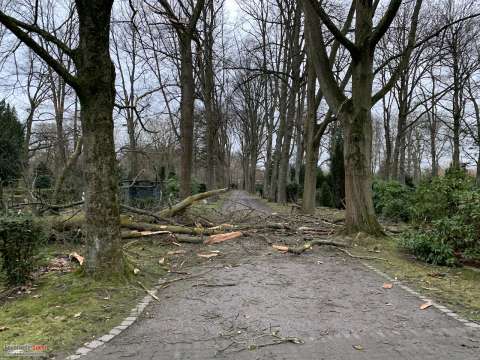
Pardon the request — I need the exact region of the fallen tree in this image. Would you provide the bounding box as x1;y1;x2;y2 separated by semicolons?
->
122;220;228;236
273;240;348;255
157;188;227;218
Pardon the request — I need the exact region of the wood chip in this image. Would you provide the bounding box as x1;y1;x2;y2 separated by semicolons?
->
197;253;219;259
204;231;242;245
420;301;433;310
69;252;84;266
167;250;186;256
272;244;289;252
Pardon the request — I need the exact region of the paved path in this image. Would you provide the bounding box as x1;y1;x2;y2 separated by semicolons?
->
80;191;480;360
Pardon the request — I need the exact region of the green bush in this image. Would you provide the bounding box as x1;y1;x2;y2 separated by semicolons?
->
410;169;474;223
165;175;179;198
399;231;456;266
317;181;334;207
398;170;480;266
0;214;44;285
372;180;412;221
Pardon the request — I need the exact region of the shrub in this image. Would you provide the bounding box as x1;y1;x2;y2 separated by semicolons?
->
0;214;44;285
34;161;53;189
372;180;412;221
286;183;300;202
410;169;474;223
397;170;480;266
317;181;334;207
255;183;264;197
399;231;456;266
190;178;202;195
165;175;179;198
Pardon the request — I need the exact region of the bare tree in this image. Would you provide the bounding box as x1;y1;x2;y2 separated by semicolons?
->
302;0;423;234
151;0;206;197
0;0;125;275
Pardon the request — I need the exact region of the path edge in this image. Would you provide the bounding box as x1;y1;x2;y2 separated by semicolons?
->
64;285;158;360
362;262;480;330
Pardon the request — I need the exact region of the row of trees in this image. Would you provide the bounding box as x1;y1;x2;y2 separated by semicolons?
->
0;0;478;276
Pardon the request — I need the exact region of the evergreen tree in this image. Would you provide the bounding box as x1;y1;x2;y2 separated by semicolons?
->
0;100;23;184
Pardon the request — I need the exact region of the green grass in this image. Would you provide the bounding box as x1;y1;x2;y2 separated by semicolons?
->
0;240;169;358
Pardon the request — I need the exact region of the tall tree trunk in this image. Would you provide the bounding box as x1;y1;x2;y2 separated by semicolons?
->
126;111;139;179
343;42;382;234
268;41;290;202
203;1;216;190
23;104;35;174
302;64;319;214
263;78;277;197
179;33;195;198
277;5;302;204
268;91;286;201
294;88;305;185
76;0;123;275
452;49;461;169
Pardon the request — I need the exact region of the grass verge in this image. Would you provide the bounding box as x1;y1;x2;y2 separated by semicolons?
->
0;239;169;359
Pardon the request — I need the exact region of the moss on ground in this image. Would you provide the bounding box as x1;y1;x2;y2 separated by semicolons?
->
0;240;169;358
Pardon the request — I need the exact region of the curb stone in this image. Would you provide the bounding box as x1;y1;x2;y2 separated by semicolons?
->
362;262;480;330
64;288;158;360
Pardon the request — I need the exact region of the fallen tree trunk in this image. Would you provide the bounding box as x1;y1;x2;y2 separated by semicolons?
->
122;220;224;236
157;188;227;218
121;230;171;239
172;234;205;244
273;240;349;255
